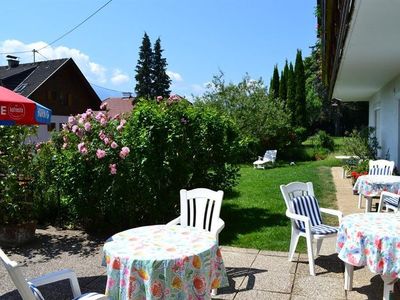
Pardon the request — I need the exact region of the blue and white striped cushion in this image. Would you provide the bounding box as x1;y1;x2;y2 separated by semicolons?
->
292;195;322;232
28;282;45;300
383;194;400;207
369;166;391;175
309;224;338;235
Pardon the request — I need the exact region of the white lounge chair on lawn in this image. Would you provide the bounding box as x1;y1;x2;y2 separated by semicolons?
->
0;248;108;300
280;182;343;276
253;150;277;169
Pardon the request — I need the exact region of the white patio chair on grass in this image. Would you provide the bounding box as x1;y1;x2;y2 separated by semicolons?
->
377;191;400;213
358;159;395;208
0;248;108;300
280;182;343;276
167;188;225;244
253;150;277;169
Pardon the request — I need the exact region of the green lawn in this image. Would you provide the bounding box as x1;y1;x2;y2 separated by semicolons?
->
219;158;341;252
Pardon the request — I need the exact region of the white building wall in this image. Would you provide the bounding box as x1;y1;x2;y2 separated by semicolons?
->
30;115;68;143
369;74;400;166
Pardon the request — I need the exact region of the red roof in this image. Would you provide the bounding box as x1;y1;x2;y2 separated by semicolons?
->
102;97;134;118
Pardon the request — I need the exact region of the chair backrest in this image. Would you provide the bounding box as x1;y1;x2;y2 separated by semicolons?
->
280;181;315;210
0;248;38;300
263;150;277;162
179;188;224;233
280;182;322;231
369;160;394;175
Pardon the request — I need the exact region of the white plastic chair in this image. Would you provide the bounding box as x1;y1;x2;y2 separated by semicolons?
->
358;159;395;208
253;150;277;169
280;182;343;276
377;191;400;213
167;188;225;244
0;248;108;300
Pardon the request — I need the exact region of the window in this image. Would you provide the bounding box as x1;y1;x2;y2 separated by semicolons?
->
47;123;56;132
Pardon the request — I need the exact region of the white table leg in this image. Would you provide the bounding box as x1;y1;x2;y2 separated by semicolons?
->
344;263;354;290
365;197;372;213
381;275;396;300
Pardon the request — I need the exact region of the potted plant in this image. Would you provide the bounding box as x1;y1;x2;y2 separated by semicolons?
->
0;126;37;246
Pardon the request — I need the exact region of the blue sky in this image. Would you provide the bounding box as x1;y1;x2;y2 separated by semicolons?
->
0;1;317;100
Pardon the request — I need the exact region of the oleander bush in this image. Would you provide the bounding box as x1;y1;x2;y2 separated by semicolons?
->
33;99;240;231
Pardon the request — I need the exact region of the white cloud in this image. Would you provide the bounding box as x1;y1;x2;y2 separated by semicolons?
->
0;39;113;86
111;69;130;85
166;70;183;82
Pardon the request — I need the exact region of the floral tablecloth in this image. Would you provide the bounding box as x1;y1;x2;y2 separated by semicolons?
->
353;175;400;197
336;213;400;278
102;225;228;299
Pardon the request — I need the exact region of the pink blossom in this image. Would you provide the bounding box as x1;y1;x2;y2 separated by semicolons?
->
100;118;107;126
119;146;130;159
156;96;163;103
68;116;77;125
109;164;117;175
78;142;87;155
62;124;68;131
63;136;68;142
84;122;91;131
62;143;68;149
99;130;106;140
111;141;118;149
96;149;106;159
103;137;110;145
86;108;93;116
100;102;108;110
72;125;79;133
112;114;120;120
117;119;126;131
95;112;105;121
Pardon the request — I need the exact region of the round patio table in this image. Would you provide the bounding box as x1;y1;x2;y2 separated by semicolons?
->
102;225;228;299
353;175;400;212
336;213;400;300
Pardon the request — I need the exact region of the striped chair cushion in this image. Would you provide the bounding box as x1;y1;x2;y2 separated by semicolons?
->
28;282;45;300
292;195;322;232
383;194;400;207
309;224;338;235
369;165;391;175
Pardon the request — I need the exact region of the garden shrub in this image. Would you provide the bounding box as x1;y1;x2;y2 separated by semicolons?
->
33;99;240;231
0;126;36;225
309;130;334;151
342;127;380;159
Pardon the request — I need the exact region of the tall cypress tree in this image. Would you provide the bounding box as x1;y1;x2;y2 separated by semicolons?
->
294;49;306;125
152;37;171;98
270;65;280;99
135;32;153;99
286;62;296;123
279;60;289;102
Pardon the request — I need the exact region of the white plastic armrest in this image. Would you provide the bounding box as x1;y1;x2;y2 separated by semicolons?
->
167;216;181;226
286;209;312;235
320;207;343;223
29;269;81;298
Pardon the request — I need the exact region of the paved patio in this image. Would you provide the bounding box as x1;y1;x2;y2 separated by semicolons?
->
0;167;394;299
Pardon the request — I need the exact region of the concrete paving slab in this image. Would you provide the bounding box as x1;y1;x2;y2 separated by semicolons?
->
233;289;291;300
297;254;344;277
239;270;295;294
258;250;292;258
292;274;346;299
220;246;259;254
251;253;297;274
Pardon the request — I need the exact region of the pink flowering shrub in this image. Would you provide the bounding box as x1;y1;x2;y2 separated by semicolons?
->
33;100;240;231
